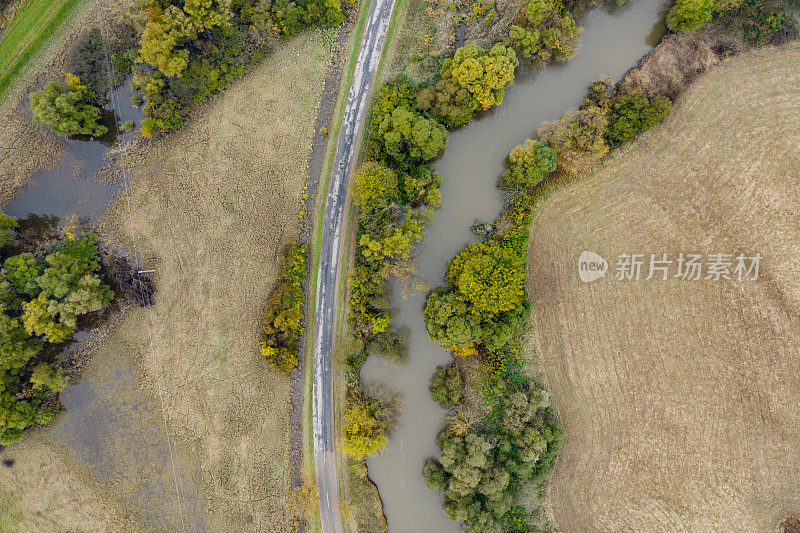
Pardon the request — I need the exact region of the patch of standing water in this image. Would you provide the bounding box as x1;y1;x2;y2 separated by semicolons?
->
4;81;143;221
5;81;208;529
359;0;671;530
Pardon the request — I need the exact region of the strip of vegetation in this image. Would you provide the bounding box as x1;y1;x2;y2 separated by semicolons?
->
260;243;307;373
341;41;521;468
0;213;114;445
417;0;800;529
0;0;86;98
667;0;797;36
132;0;345;137
414;47;678;533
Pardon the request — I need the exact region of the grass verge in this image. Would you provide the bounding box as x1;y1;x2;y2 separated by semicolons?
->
0;0;87;98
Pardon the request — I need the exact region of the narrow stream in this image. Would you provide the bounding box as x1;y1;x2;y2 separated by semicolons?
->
359;0;670;530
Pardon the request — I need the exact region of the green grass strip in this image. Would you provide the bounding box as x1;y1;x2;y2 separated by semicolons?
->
0;0;86;98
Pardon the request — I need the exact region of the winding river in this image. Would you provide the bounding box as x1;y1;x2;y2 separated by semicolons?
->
359;0;670;530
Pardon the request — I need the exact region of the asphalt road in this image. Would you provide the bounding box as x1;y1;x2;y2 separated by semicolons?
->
311;0;397;530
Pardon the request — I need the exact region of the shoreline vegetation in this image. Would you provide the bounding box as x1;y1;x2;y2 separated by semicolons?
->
0;213;150;445
340;0;800;530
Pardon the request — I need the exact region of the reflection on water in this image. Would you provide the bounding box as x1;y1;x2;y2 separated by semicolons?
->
4;82;143;222
5;81;208;529
360;0;670;531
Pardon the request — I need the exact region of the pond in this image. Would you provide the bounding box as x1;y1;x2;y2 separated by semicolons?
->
4;82;143;221
359;0;671;530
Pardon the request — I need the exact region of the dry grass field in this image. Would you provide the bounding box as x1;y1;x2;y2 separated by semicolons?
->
526;43;800;531
0;0;138;205
0;30;332;530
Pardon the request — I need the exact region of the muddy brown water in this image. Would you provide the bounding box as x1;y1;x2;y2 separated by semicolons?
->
359;0;671;530
4;83;208;529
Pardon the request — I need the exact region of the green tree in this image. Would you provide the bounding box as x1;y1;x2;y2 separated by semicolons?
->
139;0;229;77
22;295;74;343
3;253;40;296
415;77;479;128
666;0;714;31
372;106;448;163
446;241;526;319
506;0;582;64
358;216;424;264
0;214;15;248
324;0;345;24
606;92;672;148
442;43;518;111
343;404;387;459
401;165;442;208
348;261;390;335
0;232;111;444
29;75;107;137
422;290;482;349
502;139;557;188
261;243;307;373
538;104;609;175
429;363;463;408
354;162;399;208
29;363;66;392
0;313;41;371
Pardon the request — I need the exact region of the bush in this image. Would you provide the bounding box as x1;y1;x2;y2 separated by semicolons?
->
348;260;390;335
66;25;139;104
505;0;582;65
29;75;107;137
429;363;463;408
501;139;557;189
538;104;609;175
344;400;387;459
606;92;672;148
667;0;715;30
714;0;798;45
260;243;307;372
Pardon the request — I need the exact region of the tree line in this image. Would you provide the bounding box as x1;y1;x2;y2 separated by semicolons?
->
0;214;114;444
343;40;521;463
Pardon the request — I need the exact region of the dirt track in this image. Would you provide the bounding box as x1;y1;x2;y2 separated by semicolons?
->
527;43;800;531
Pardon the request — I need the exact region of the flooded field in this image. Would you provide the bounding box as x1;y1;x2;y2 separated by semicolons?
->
4;82;142;221
2;81;207;529
359;0;670;530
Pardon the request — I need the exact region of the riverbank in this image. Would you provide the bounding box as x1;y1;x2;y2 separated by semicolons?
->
358;1;673;530
527;41;800;531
